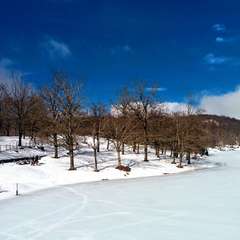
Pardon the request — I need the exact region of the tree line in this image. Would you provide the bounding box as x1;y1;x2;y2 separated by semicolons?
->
0;72;239;171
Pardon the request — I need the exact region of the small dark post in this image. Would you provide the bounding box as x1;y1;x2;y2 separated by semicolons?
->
16;183;19;196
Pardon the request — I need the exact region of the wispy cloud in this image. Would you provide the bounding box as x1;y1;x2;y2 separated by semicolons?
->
44;37;71;58
0;58;13;68
216;37;225;43
0;58;14;85
212;24;226;32
146;87;166;92
110;45;132;55
122;45;132;52
216;36;236;43
204;53;230;65
0;58;32;86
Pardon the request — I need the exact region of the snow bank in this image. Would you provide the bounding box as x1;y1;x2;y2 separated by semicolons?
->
0;137;220;200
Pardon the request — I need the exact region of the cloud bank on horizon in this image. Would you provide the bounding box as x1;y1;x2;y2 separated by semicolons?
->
164;87;240;120
199;87;240;119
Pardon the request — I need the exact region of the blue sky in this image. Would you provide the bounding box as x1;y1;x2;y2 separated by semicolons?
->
1;0;240;105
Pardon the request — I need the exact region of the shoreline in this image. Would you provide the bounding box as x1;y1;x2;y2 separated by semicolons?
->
1;138;235;202
0;158;218;202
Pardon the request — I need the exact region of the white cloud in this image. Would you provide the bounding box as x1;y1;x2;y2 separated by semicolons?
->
212;24;226;32
204;53;230;65
200;87;240;119
164;102;189;113
44;37;71;58
112;93;240;119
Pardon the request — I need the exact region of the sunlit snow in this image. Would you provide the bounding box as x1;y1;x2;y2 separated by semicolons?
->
0;149;239;239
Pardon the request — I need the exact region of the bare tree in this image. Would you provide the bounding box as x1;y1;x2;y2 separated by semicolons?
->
173;112;187;168
103;114;135;168
172;98;207;168
184;99;208;165
57;72;83;171
9;74;37;146
84;127;99;172
25;95;46;145
89;103;106;171
41;72;62;158
90;103;106;152
0;84;13;136
104;91;137;168
120;82;159;161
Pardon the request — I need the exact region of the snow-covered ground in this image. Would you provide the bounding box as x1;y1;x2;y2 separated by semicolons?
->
0;136;218;200
0;137;45;162
0;148;239;239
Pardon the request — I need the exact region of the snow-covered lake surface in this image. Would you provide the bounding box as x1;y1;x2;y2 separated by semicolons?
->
0;149;239;239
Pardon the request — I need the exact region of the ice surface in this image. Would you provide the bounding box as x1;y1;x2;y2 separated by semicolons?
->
0;150;239;239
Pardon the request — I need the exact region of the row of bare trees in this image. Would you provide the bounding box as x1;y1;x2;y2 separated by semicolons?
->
0;74;43;146
0;72;83;170
0;72;239;171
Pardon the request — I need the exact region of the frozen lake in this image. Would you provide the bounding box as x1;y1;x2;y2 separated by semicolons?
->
0;150;240;240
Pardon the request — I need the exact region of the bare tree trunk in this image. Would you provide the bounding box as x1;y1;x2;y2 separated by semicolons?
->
164;148;167;155
136;143;140;154
117;148;122;167
121;142;125;155
132;142;136;153
171;157;176;164
33;137;37;146
143;124;148;161
106;138;110;151
69;143;76;171
155;145;160;158
96;133;100;152
18;134;22;147
93;135;99;172
53;133;58;158
5;122;10;136
18;122;22;147
144;143;148;161
186;152;191;164
94;147;99;172
170;148;173;157
171;150;177;164
177;152;183;168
